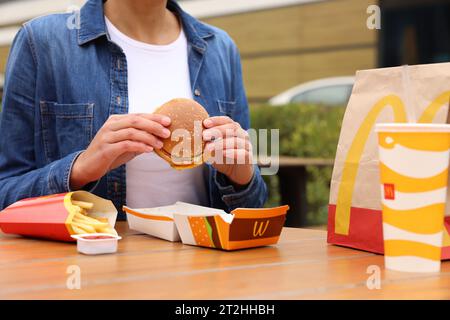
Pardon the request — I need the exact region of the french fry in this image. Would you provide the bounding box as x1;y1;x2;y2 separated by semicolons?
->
74;213;109;227
69;199;116;235
73;212;94;222
72;217;107;227
71;214;115;235
72;205;87;216
72;200;94;210
72;224;90;234
97;226;116;235
72;225;88;235
72;221;96;234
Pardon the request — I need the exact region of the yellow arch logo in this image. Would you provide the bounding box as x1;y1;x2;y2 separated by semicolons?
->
253;220;270;237
334;91;450;235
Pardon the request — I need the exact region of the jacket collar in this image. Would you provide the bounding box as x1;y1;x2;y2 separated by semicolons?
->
77;0;214;52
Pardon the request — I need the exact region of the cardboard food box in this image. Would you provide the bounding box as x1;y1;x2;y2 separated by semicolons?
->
123;204;181;242
124;202;289;250
0;191;118;242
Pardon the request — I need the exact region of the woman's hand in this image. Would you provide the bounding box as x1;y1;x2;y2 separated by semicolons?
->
203;116;254;187
70;113;171;190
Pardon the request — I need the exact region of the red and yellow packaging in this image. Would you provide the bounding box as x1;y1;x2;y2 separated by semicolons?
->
182;206;289;251
0;191;118;242
124;202;289;250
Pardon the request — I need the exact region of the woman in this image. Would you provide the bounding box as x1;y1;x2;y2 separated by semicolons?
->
0;0;267;218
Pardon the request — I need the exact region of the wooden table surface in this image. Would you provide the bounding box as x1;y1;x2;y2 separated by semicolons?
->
0;222;449;299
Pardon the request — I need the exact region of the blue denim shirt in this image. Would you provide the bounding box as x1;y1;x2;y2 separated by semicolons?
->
0;0;267;218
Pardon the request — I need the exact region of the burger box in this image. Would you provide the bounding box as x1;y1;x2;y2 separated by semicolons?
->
123;203;228;242
123;202;289;250
0;191;118;242
123;204;182;242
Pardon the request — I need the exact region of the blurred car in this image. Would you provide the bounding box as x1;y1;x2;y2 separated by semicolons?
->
268;76;355;107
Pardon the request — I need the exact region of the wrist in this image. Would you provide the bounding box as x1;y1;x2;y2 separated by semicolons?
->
69;152;93;190
227;165;254;190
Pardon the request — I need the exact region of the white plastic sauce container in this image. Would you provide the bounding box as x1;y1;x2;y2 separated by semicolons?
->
71;233;122;255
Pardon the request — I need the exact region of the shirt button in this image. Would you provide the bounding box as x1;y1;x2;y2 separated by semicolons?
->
194;89;201;96
117;59;121;70
116;96;121;105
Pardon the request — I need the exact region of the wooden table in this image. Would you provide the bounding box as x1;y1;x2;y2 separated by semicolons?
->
258;156;334;227
0;222;449;299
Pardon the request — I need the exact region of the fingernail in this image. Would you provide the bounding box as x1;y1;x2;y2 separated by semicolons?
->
156;140;164;149
145;146;153;152
203;119;212;127
163;129;171;137
163;116;171;125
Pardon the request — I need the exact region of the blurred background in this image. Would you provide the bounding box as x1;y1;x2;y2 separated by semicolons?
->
0;0;449;227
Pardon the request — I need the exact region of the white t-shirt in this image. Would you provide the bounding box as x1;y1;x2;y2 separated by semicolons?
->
105;17;208;208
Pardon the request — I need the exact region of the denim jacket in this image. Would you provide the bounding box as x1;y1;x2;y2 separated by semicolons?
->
0;0;267;218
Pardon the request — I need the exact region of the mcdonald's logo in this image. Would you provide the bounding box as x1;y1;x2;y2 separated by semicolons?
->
383;184;395;200
334;91;450;236
253;220;270;237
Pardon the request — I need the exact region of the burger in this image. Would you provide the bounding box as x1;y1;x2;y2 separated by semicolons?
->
153;98;209;170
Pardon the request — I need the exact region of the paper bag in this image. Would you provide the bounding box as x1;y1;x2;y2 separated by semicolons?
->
327;63;450;259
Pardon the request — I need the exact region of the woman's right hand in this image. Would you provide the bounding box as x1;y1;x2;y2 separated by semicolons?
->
69;113;171;190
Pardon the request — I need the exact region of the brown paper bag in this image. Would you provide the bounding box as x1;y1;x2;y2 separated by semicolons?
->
327;63;450;259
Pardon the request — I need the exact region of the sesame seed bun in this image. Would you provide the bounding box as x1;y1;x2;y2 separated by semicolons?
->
153;98;209;170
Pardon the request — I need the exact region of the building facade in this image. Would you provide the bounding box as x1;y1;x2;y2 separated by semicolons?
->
0;0;449;102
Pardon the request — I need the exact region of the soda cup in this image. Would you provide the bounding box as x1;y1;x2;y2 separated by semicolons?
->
376;123;450;272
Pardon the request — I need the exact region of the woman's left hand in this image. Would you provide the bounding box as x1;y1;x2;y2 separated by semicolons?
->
202;116;254;187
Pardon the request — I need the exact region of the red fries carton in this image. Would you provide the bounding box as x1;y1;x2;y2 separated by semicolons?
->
0;191;118;242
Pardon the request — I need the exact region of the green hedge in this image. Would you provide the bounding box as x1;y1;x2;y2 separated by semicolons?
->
250;104;345;226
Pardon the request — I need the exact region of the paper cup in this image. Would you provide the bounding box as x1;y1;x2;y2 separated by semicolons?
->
376;123;450;272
